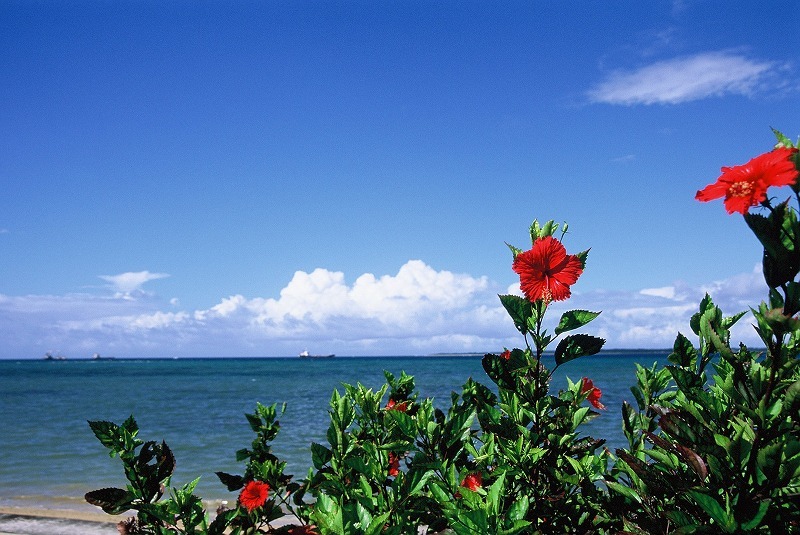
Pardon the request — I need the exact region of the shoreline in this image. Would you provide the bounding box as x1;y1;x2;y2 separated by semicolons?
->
0;502;297;534
0;506;119;535
0;505;119;524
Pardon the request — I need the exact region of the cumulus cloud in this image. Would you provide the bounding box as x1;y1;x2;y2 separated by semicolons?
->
0;261;776;359
194;261;499;348
587;51;785;105
99;271;170;297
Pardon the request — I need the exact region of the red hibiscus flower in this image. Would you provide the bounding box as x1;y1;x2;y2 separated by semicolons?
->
239;480;269;512
460;472;483;492
581;378;605;410
500;349;511;361
388;453;400;477
385;398;409;412
695;147;799;214
512;236;584;303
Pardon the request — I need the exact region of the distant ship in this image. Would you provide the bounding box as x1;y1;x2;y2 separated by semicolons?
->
43;352;66;361
299;350;335;359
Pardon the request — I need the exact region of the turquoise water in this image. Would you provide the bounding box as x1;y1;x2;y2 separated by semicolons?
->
0;352;668;512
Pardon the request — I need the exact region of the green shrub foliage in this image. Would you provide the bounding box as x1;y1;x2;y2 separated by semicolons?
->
87;130;800;533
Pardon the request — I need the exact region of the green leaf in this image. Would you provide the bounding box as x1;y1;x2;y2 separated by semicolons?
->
621;401;638;441
344;456;370;475
688;491;734;532
689;294;710;336
574;248;590;269
553;334;605;366
784;281;800;316
772;127;795;148
783;380;800;419
458;509;488;534
84;487;132;515
366;511;392;535
572;406;591;428
311;493;344;534
386;410;416;440
215;471;243;491
488;471;505;518
498;294;532;335
663;509;695;529
740;499;771;530
333;391;354;430
666;366;704;391
404;468;433;496
429;481;451;503
657;410;698;443
311;442;332;470
667;333;696;367
149;441;176;484
87;420;117;446
444;408;475;449
554;309;601;335
530;219;558;241
356;502;373;531
675;444;708;481
507;494;529;522
244;411;262;431
763;249;799;290
506;242;523;259
605;481;643;504
745;202;800;288
235;447;250;462
482;353;515;390
500;519;534;535
744;212;777;257
88;420;136;455
208;509;237;535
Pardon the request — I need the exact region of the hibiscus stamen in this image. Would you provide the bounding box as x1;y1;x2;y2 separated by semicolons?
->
541;287;553;305
728;181;754;198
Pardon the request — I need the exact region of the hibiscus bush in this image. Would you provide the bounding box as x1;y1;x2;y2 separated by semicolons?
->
297;219;613;534
86;403;308;534
86;128;800;534
604;130;800;533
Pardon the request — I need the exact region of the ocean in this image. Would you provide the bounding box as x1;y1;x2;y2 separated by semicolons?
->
0;352;669;530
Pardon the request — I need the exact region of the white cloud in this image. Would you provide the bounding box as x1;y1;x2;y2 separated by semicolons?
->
255;260;490;325
0;261;778;359
640;286;676;299
196;261;497;346
587;51;784;105
564;264;768;348
99;271;170;297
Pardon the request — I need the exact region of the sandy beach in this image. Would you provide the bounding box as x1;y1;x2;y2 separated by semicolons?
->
0;505;119;534
0;504;298;535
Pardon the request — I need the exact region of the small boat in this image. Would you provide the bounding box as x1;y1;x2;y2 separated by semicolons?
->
299;350;335;359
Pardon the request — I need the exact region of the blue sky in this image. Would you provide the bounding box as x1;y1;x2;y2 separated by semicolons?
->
1;1;797;358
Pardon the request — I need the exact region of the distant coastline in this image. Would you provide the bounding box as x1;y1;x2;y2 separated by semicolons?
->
21;348;684;361
22;348;778;361
428;348;673;357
